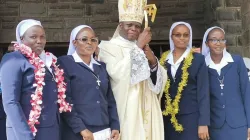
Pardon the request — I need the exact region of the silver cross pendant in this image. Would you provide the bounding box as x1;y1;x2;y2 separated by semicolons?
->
220;83;224;89
97;79;101;86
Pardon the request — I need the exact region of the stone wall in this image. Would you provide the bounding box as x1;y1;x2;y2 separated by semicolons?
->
148;0;205;42
0;0;205;43
204;0;242;55
241;0;250;57
0;0;115;43
0;0;247;56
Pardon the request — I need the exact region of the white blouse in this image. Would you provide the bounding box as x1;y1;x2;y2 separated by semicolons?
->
72;51;100;71
205;49;234;75
166;48;191;78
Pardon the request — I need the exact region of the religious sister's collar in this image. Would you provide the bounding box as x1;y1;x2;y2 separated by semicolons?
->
166;48;191;62
222;50;234;63
72;51;100;65
205;49;233;66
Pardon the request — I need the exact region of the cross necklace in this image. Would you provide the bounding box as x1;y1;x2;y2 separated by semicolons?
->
217;76;224;89
91;73;101;86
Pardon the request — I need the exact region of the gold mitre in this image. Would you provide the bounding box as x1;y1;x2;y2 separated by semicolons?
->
119;0;147;24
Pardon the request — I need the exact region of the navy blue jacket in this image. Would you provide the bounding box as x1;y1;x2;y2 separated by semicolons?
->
0;51;60;140
208;55;250;128
57;55;120;134
161;53;210;126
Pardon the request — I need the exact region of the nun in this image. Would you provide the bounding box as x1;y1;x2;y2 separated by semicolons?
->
202;26;250;140
0;19;71;140
159;21;210;140
57;25;120;140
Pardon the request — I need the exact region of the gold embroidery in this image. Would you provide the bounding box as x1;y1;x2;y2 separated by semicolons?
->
119;14;144;23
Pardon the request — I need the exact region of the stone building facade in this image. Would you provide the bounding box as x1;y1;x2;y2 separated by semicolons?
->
0;0;249;58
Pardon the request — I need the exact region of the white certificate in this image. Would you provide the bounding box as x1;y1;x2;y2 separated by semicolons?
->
93;128;111;140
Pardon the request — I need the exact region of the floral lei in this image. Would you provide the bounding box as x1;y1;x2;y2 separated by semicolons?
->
159;50;193;132
14;44;72;136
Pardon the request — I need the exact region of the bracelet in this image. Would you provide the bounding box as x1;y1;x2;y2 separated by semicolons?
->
150;62;158;69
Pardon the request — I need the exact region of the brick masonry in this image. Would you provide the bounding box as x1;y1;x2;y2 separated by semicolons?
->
204;0;245;56
0;0;247;57
241;0;250;57
0;0;206;42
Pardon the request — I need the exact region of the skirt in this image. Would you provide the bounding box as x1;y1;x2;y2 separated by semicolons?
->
61;119;109;140
163;112;199;140
209;122;247;140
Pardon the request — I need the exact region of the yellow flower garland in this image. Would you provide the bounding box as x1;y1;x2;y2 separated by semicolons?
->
159;50;194;132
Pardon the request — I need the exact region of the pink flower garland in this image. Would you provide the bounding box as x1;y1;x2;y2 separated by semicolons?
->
14;44;72;136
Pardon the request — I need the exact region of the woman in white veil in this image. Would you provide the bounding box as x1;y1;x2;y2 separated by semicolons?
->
57;25;120;140
201;26;250;140
0;19;72;140
159;21;210;140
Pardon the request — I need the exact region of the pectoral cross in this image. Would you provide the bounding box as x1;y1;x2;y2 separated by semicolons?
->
220;83;224;89
97;79;101;86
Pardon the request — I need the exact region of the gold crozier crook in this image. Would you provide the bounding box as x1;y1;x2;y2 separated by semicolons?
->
144;4;157;28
